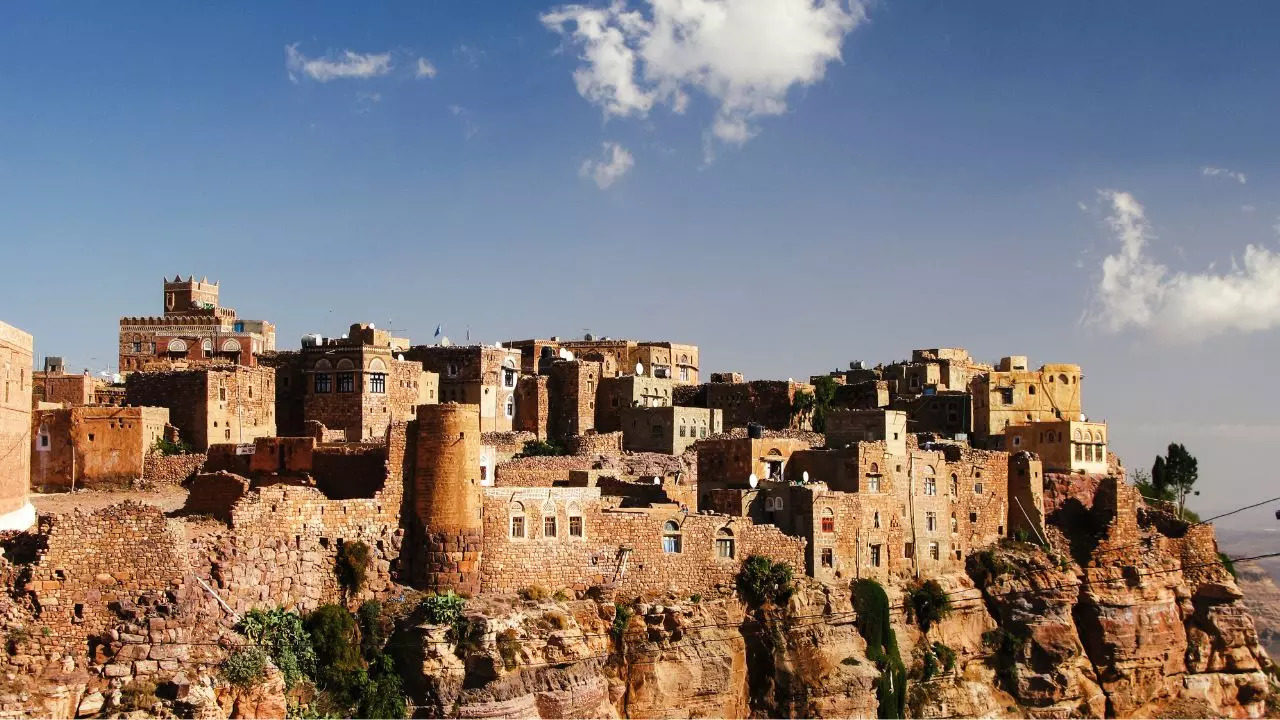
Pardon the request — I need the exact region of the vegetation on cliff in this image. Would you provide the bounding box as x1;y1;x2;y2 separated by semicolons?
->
853;578;907;719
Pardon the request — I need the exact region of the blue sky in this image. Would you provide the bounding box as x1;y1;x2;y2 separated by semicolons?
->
2;1;1279;525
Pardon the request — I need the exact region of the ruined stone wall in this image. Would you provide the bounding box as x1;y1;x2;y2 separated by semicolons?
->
704;380;811;430
182;471;250;521
496;456;603;487
31;372;95;407
31;406;170;491
480;487;806;596
259;350;305;436
142;452;206;487
482;431;536;463
312;443;388;499
567;431;623;455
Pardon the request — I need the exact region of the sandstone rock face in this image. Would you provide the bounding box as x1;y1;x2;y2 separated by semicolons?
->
1236;561;1280;658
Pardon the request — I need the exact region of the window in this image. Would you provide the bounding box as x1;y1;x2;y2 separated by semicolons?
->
505;396;514;419
904;542;914;558
315;374;332;393
950;474;959;496
873;511;881;529
225;429;231;440
663;520;682;553
131;341;142;353
867;476;880;493
679;366;689;382
974;482;984;495
510;502;526;538
679;426;687;438
715;528;735;559
447;363;459;377
1028;385;1036;395
999;388;1013;405
928;542;940;560
870;544;882;567
219;386;227;402
924;478;937;496
370;373;386;394
926;512;937;532
503;368;517;388
950;513;958;533
821;508;835;533
970;512;978;524
337;373;354;393
869;463;879;474
820;548;833;568
651;424;663;439
569;516;583;538
543;514;557;538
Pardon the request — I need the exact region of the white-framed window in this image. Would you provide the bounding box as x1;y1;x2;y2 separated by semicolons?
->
715;528;735;559
663;520;682;553
928;542;940;560
505;395;514;419
924;478;937;496
926;511;937;532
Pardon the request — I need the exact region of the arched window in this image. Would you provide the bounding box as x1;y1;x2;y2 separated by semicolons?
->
336;357;356;371
509;502;526;538
773;496;784;511
505;395;515;419
869;462;879;475
567;503;583;538
368;357;388;372
663;520;682;553
1028;385;1036;395
314;358;333;371
1073;429;1083;441
1059;373;1069;385
950;474;959;496
950;513;958;534
166;338;188;353
221;338;242;353
821;507;835;533
201;338;212;355
715;528;735;559
542;500;557;538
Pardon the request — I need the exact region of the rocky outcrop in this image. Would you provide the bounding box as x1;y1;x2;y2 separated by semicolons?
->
1236;561;1280;658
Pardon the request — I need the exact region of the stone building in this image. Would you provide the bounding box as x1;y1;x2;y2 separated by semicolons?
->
479;486;804;596
404;344;521;433
824;409;907;453
118;276;275;372
546;359;601;443
697;379;814;430
31;357;99;407
412;403;485;594
513;375;549;439
296;324;437;442
503;337;700;384
31;406;171;491
124;366;275;450
696;435;815;507
595;374;674;432
620;406;722;455
1004;419;1108;474
970;356;1083;444
0;321;35;530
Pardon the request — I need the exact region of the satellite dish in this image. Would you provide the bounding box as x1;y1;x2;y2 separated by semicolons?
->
748;473;759;489
802;471;809;483
652;476;661;486
635;362;644;376
369;323;376;329
584;333;594;341
396;354;405;361
441;336;451;347
558;348;575;361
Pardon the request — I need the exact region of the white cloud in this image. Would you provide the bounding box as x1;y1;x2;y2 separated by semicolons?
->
580;141;635;188
1087;190;1280;340
542;0;865;156
415;58;438;79
285;44;393;82
1202;166;1247;185
1241;204;1256;213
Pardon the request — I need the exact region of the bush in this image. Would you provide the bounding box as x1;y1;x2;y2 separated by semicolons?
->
933;642;957;674
335;541;371;594
118;680;158;712
151;437;192;456
306;605;362;696
238;608;316;690
689;594;702;604
612;603;634;642
356;653;407;719
221;647;268;688
544;610;570;630
519;440;565;457
853;579;906;719
552;589;570;602
519;585;550;602
967;550;1014;590
907;579;952;635
420;591;466;626
358;600;385;660
1218;552;1238;580
735;555;795;607
497;628;521;670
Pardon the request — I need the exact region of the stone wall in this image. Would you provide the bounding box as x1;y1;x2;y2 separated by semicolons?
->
480;487;806;597
31;406;171;491
142;452;206;487
125;367;276;450
0;320;33;527
495;456;601;487
514;375;549;439
182;471;250;521
567;431;622;455
703;380;812;430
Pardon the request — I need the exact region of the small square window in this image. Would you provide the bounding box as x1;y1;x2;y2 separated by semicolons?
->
569;517;583;537
820;548;833;568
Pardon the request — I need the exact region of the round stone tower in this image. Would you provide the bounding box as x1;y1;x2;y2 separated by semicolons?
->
0;321;35;531
414;403;483;594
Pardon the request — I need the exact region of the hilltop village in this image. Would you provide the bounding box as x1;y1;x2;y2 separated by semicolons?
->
0;276;1270;719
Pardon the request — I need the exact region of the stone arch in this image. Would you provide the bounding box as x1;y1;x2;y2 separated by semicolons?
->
336;357;356;371
221;338;242;352
314;358;333;371
166;338;188;353
367;357;388;372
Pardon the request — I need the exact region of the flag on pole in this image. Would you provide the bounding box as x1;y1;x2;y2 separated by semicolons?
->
434;324;442;339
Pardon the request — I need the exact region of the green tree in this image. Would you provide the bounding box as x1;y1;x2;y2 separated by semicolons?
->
1152;443;1198;519
906;580;951;635
811;376;839;433
790;389;816;430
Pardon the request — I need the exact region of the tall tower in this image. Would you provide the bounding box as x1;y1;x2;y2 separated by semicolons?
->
163;275;220;315
413;403;483;594
0;321;35;531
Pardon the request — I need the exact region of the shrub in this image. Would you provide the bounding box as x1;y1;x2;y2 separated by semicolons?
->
118;680;158;712
907;579;952;635
221;647;268;688
933;642;957;674
151;437;193;456
552;589;570;602
358;600;385;660
544;610;570;630
519;440;565;457
519;585;550;602
735;555;795;607
306;605;362;694
612;603;634;642
496;628;521;670
238;608;316;690
689;594;702;604
1218;552;1238;580
356;653;407;720
967;550;1014;590
335;541;371;594
420;591;466;626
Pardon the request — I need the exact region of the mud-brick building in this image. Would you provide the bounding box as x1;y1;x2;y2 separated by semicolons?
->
118;276;275;372
405;344;521;433
294;324;437;443
125;366;275;450
0;320;35;531
970;356;1083;445
619;406;722;455
31;406;172;491
31;357;99;408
